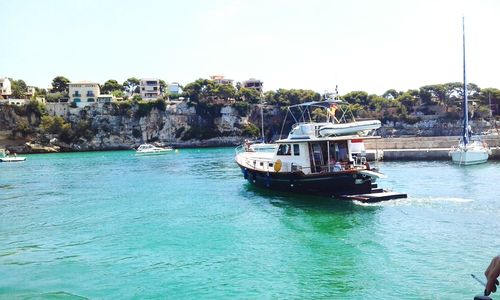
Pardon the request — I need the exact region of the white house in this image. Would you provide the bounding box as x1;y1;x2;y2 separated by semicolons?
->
69;81;100;107
97;94;114;104
0;77;12;99
168;82;182;95
210;75;233;85
242;78;263;93
140;78;161;100
26;86;36;98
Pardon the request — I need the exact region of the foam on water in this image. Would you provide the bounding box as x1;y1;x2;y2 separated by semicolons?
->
354;196;474;207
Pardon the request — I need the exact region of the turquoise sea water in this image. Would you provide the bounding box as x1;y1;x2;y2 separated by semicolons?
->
1;148;499;299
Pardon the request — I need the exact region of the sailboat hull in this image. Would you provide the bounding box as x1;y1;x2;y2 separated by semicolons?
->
449;146;489;165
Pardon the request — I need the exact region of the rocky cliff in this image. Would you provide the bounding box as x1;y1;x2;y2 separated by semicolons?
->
0;101;497;153
0;101;260;153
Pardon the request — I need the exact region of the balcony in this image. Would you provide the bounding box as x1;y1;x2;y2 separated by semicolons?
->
87;92;95;97
72;93;81;97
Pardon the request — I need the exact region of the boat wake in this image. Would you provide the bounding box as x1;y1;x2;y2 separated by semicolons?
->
353;196;473;207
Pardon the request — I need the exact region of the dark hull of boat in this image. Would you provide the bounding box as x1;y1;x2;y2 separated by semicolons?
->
238;164;372;196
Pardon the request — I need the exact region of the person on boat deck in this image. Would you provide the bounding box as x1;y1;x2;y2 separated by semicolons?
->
338;143;348;161
485;255;500;296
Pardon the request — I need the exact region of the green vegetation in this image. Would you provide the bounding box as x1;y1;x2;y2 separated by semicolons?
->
13;119;33;138
51;76;70;93
101;79;124;94
242;122;260;137
136;99;167;118
45;92;66;102
3;75;500;148
232;101;250;116
40;115;94;144
11;79;27;98
264;89;321;106
123;77;140;94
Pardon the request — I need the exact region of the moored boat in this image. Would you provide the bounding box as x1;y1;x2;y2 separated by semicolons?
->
135;144;173;155
449;17;490;165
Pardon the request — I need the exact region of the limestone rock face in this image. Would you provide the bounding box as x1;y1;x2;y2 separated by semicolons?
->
2;101;495;153
0;101;253;152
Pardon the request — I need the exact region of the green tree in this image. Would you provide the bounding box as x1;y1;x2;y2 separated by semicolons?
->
182;78;215;103
382;89;400;99
11;79;28;98
51;76;70;93
159;80;167;94
40;115;70;134
26;99;46;117
102;79;123;94
214;83;237;100
396;90;419;113
112;90;125;98
237;87;260;103
123;77;140;94
342;91;369;106
45;92;65;102
478;88;500;116
242;122;260;137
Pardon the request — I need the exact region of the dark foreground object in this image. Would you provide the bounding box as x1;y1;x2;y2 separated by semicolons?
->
337;190;408;203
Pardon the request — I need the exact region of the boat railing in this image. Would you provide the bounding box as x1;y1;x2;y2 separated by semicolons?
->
235;144;245;154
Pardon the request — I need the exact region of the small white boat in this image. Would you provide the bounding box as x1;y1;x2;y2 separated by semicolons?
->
135;144;173;155
318;120;381;137
0;150;26;162
0;156;27;162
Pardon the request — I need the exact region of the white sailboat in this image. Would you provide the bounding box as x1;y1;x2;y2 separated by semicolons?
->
449;17;490;165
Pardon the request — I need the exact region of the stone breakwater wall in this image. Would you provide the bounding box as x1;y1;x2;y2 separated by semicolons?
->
364;135;500;150
364;136;500;160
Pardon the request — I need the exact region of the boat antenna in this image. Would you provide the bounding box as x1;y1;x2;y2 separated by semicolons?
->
462;15;470;146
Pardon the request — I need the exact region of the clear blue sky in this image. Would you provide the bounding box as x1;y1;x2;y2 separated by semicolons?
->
2;0;500;95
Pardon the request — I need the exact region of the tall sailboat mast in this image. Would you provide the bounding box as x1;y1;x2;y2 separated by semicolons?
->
462;16;469;146
260;92;265;143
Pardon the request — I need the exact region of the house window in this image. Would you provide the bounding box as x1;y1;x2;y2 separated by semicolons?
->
293;144;300;156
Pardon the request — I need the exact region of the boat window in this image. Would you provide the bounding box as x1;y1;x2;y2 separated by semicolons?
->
277;144;291;156
293;144;300;156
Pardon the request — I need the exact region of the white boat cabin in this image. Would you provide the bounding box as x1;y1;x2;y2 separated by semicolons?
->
237;135;377;176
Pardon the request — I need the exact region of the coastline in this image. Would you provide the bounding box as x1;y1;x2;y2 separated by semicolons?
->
3;134;500;160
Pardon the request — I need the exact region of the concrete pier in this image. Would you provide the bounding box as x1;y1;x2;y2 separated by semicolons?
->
363;136;500;161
